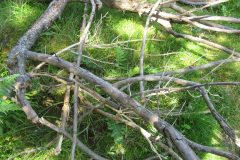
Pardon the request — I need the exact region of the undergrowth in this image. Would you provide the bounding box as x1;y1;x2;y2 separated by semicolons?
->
0;0;240;159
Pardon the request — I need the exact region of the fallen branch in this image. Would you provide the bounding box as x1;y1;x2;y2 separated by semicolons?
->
7;0;70;123
39;117;108;160
85;102;182;160
71;1;91;159
55;73;73;155
25;50;200;160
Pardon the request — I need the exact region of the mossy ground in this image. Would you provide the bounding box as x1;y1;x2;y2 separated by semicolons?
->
0;0;240;159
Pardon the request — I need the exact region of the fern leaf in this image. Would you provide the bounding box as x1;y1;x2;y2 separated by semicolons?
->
0;100;21;114
0;74;19;97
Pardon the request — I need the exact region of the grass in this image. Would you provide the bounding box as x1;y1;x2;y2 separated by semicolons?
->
0;0;240;159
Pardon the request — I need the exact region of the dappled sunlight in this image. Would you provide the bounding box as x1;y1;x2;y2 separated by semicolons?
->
0;1;44;53
216;35;229;44
108;144;126;157
202;153;226;160
170;52;206;69
185;42;204;53
8;1;44;29
115;19;144;38
114;19;156;39
152;51;208;72
11;4;36;26
201;129;225;160
1;0;240;159
215;34;240;51
104;68;125;78
38;37;74;54
183;41;223;61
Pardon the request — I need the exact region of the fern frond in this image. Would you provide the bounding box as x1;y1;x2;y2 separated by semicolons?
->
115;47;128;66
0;100;21;114
107;120;126;144
0;74;19;97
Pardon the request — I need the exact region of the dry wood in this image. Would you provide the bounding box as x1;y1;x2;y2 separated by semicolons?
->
139;0;168;102
55;73;73;155
25;50;200;160
113;74;240;147
39;117;108;160
6;0;240;159
71;1;90;159
7;0;69;123
178;0;219;6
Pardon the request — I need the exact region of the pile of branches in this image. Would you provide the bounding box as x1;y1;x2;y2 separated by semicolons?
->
6;0;240;159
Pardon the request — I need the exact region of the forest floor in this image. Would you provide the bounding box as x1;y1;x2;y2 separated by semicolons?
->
0;0;240;159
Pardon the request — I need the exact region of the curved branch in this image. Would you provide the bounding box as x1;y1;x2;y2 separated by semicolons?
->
187;139;240;160
156;18;240;58
39;117;108;160
7;0;70;122
25;50;200;160
178;0;219;6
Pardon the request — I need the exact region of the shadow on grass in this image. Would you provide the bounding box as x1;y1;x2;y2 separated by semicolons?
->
1;0;240;159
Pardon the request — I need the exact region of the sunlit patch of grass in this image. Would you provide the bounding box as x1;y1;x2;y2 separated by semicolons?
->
185;42;204;53
183;42;215;59
22;148;58;160
1;0;240;159
10;2;41;28
35;3;84;53
216;35;229;44
115;19;143;38
202;153;227;160
114;19;156;39
166;51;206;70
1;1;44;29
0;0;45;53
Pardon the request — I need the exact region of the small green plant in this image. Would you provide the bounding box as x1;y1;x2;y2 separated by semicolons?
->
114;46;129;66
107;119;127;156
0;74;19;97
107;120;126;144
0;74;21;135
221;5;231;16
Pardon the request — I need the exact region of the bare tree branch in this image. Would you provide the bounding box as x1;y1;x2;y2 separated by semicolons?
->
55;73;73;155
39;117;108;160
7;0;70;123
25;50;200;160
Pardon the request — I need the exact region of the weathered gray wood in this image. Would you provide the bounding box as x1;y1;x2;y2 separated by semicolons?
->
7;0;69;122
25;50;200;160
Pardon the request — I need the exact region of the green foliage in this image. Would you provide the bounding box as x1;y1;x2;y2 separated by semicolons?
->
107;120;126;144
114;46;129;66
0;0;240;159
0;74;21;136
0;75;20;114
0;74;18;97
221;5;231;16
107;120;127;156
0;100;20;115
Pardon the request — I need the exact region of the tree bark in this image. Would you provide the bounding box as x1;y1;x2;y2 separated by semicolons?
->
7;0;69;122
25;50;200;160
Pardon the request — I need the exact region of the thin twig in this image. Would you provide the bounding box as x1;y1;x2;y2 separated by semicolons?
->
39;117;108;160
140;0;165;102
181;0;229;16
33;38;162;71
55;73;73;155
71;1;91;159
85;102;181;160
